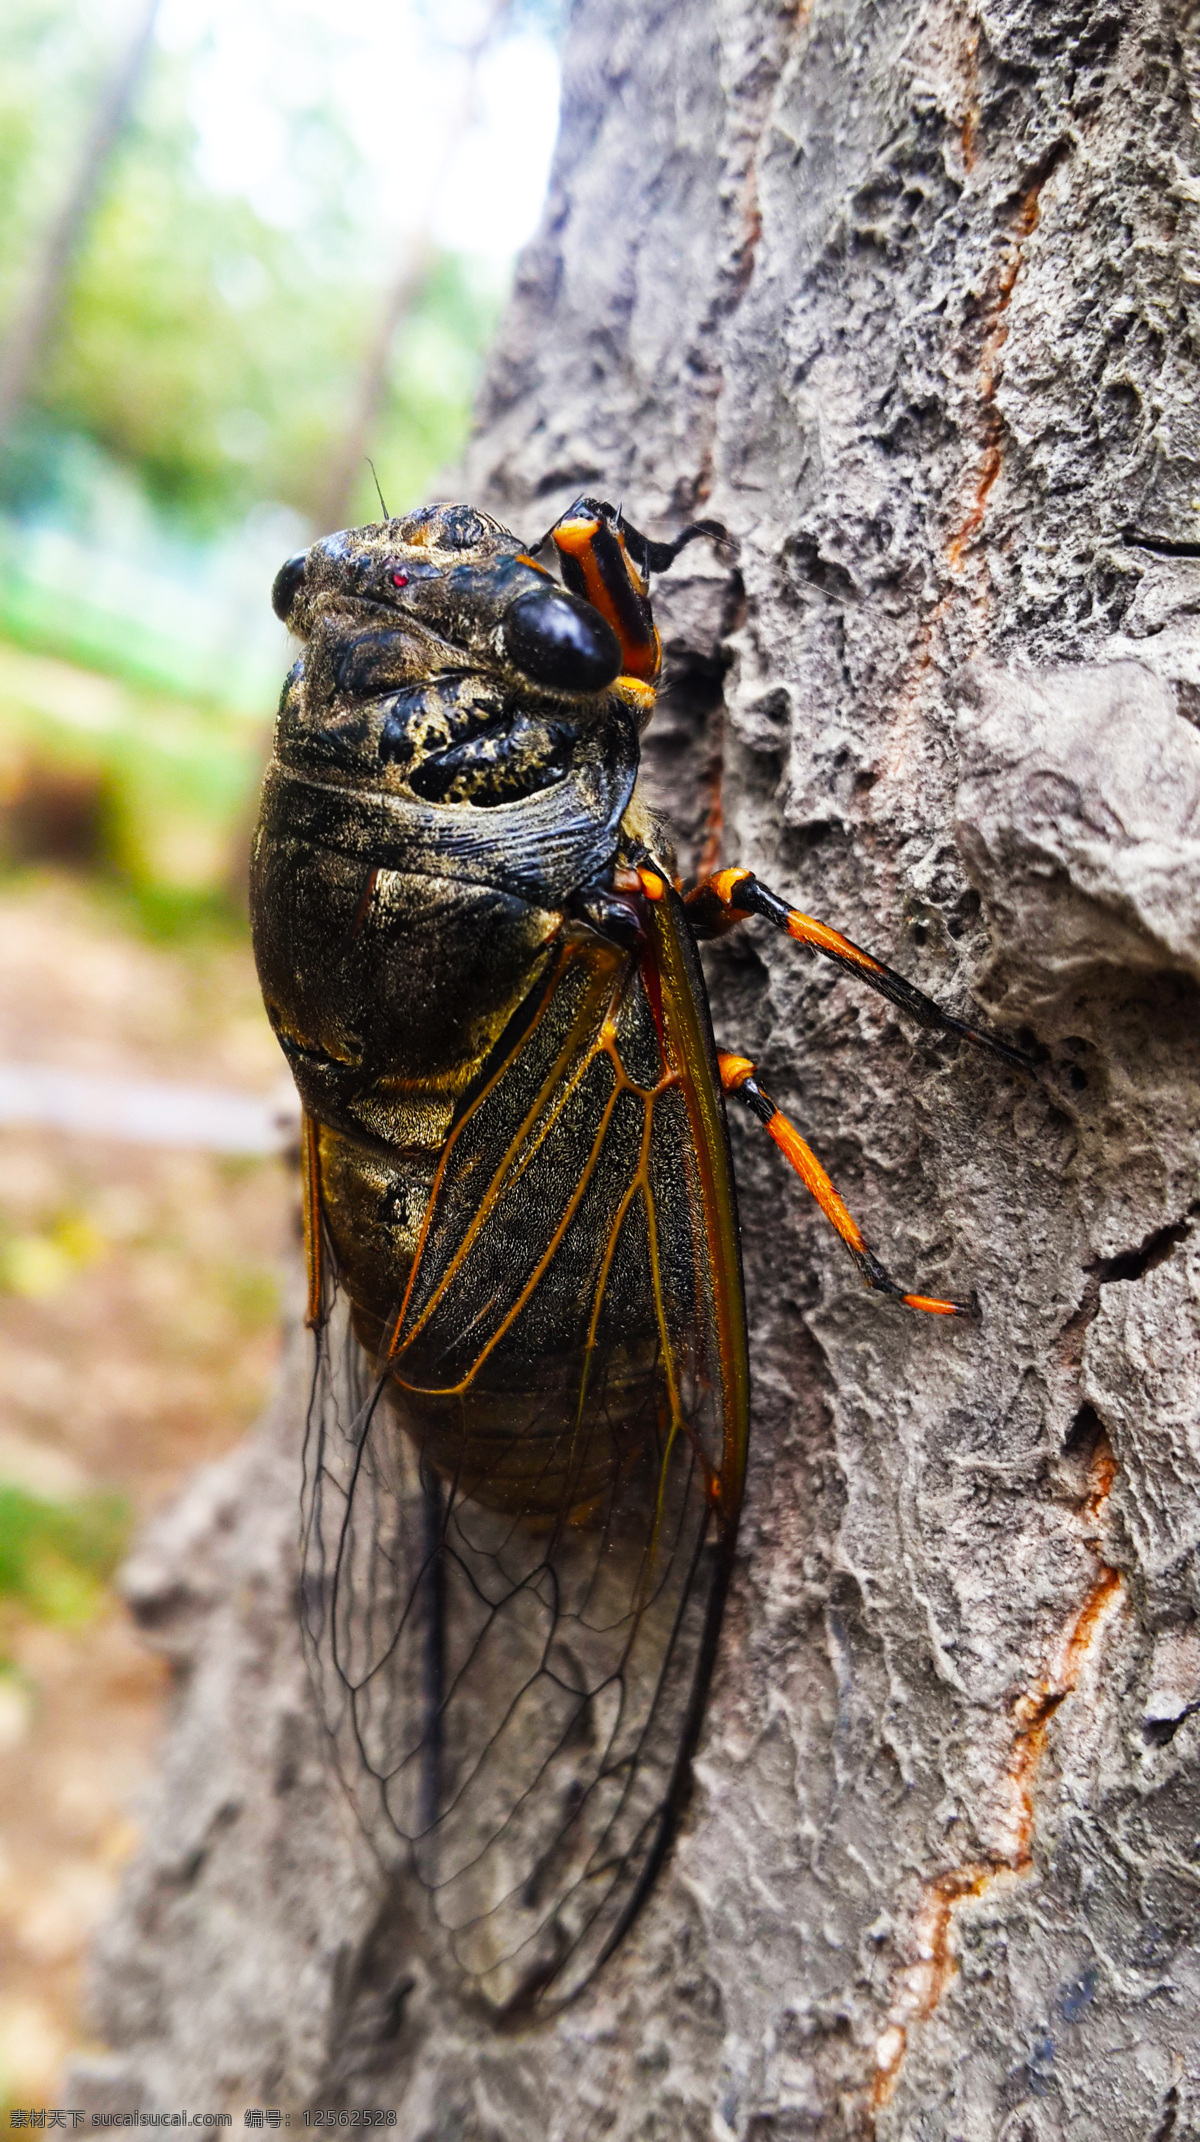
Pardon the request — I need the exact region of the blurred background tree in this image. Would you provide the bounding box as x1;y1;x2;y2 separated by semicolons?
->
0;0;562;916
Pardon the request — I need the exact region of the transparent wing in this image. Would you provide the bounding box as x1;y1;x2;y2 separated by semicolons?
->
301;900;748;2012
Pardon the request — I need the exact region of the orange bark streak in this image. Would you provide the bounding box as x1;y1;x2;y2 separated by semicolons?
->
872;1437;1123;2111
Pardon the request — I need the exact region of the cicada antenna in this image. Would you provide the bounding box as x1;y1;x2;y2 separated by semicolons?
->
366;459;390;520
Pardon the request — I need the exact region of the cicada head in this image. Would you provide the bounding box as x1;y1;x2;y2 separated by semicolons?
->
273;500;623;692
265;500;653;824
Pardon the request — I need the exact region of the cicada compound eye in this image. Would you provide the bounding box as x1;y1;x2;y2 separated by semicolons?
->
502;588;622;695
272;551;308;624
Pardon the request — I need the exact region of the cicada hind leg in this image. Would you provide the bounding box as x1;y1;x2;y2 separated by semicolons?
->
717;1053;975;1316
683;865;1036;1317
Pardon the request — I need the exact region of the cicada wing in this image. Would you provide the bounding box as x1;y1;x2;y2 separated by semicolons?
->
300;1287;437;1849
301;900;748;2012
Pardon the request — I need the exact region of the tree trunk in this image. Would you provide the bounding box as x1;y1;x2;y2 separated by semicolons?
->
0;0;162;445
74;1;1200;2135
313;0;511;536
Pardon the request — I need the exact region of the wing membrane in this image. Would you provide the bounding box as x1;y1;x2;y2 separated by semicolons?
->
302;896;748;2010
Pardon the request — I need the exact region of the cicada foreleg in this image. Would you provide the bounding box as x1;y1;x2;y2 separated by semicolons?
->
545;500;729;688
687;869;1035;1073
717;1052;974;1319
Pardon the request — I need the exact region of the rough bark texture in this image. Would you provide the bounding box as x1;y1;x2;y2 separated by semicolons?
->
74;1;1200;2135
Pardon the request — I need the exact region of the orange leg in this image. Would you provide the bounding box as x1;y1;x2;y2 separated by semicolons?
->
718;1053;974;1318
688;868;1034;1072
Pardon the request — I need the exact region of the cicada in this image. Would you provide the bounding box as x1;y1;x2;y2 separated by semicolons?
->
250;496;1029;2015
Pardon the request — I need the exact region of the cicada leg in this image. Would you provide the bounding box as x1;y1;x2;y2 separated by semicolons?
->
687;869;1034;1072
717;1052;973;1318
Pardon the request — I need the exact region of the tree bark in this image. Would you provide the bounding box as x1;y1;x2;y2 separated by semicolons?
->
74;1;1200;2135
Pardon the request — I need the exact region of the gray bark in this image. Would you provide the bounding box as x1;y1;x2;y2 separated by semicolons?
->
73;1;1200;2135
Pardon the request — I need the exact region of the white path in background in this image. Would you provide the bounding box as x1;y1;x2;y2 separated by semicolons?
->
0;1063;296;1153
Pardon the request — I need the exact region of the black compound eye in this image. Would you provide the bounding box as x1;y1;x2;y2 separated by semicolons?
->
272;551;307;623
502;589;622;694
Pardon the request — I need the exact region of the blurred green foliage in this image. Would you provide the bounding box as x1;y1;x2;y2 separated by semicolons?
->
0;0;548;918
0;1482;131;1628
0;632;267;932
0;2;504;531
0;1202;106;1299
